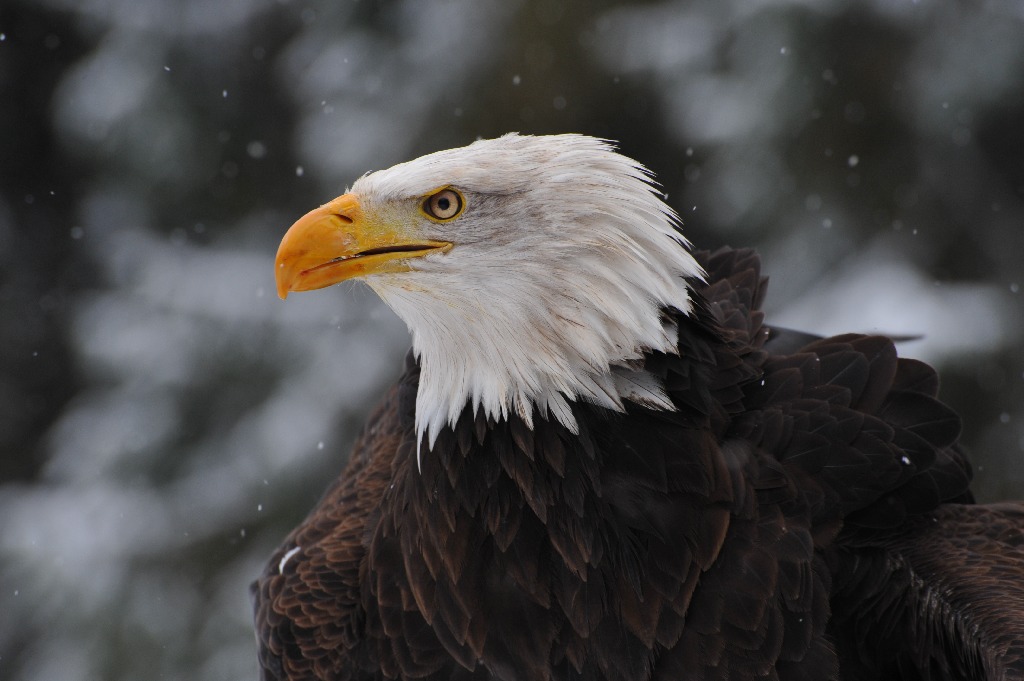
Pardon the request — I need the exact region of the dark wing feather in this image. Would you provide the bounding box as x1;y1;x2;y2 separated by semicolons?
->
830;502;1024;680
685;248;985;680
764;326;824;356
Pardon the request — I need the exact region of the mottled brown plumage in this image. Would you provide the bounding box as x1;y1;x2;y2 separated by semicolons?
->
254;245;1024;680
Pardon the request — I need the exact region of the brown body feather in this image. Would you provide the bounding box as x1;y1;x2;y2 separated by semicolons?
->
253;247;1024;681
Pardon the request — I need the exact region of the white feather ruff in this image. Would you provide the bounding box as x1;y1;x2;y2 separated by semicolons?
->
350;134;705;449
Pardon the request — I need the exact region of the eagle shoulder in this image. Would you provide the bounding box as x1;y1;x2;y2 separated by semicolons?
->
252;383;406;680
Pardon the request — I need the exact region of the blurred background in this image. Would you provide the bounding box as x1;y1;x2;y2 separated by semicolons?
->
2;0;1023;679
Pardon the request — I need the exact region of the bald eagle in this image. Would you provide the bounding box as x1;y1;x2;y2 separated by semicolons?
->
254;134;1024;681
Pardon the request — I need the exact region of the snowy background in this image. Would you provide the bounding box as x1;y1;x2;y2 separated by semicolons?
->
2;1;1023;679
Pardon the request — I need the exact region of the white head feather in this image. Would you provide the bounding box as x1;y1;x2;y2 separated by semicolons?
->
351;134;704;449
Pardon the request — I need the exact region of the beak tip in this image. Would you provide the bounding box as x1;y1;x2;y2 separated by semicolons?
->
275;259;290;300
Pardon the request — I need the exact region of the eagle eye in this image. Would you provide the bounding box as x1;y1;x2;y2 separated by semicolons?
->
424;189;464;221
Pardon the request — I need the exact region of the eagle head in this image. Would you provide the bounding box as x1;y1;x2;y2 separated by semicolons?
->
275;134;703;448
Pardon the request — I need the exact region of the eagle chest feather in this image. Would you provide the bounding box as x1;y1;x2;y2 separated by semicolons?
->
364;356;784;680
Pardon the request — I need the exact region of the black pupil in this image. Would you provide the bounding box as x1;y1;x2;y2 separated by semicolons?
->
437;197;450;211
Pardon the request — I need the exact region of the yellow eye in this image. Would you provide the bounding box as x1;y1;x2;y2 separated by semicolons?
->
423;189;463;220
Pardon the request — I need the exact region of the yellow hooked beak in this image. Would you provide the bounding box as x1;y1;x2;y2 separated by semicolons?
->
274;193;452;299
